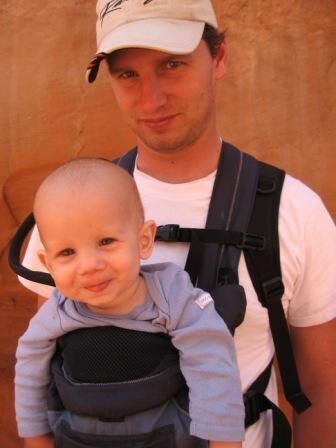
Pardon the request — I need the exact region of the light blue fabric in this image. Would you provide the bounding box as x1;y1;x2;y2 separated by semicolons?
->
15;262;244;441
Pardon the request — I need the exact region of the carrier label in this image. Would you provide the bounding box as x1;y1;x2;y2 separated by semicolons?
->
195;293;213;309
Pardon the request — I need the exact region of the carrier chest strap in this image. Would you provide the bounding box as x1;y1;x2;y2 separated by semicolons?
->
155;225;265;250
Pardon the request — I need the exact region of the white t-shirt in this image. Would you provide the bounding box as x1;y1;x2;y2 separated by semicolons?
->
19;164;336;448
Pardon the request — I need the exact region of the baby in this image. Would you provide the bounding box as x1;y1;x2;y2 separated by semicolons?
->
15;158;244;448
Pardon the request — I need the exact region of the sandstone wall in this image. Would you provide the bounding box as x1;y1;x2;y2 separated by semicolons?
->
1;1;335;445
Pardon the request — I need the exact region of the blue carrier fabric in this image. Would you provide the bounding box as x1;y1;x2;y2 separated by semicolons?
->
8;142;311;448
47;326;204;448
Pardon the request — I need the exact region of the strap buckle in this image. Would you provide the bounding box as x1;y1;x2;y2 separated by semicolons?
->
244;390;265;427
156;224;180;242
238;233;265;251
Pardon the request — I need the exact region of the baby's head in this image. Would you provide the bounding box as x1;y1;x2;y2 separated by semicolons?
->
34;158;156;314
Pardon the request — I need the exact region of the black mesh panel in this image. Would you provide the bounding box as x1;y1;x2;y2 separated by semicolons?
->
57;326;178;383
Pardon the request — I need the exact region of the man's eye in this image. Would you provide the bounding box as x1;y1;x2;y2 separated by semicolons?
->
100;238;114;246
166;60;183;69
120;70;137;79
58;248;74;257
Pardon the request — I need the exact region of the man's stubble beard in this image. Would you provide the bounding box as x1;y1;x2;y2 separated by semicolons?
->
130;88;216;154
136;124;206;154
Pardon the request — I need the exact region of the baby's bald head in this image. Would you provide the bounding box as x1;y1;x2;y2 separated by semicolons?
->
34;158;145;241
33;158;157;309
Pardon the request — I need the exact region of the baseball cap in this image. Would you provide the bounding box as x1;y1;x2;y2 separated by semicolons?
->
86;0;218;83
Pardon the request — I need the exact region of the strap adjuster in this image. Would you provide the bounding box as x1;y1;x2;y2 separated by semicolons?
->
156;224;180;242
238;233;265;251
244;390;265;426
262;277;284;304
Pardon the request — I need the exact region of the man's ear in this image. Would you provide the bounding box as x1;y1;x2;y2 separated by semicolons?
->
37;250;51;272
139;220;156;260
214;42;228;79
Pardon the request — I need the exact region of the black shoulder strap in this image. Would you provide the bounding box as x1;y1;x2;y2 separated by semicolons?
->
115;143;311;418
244;162;312;414
115;147;137;173
194;142;260;291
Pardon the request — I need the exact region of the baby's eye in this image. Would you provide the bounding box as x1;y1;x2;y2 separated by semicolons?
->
58;248;74;257
100;238;114;246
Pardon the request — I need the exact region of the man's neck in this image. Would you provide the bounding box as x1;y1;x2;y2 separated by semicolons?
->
136;135;222;183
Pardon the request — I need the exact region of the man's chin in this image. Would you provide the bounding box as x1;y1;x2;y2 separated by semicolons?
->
138;135;198;154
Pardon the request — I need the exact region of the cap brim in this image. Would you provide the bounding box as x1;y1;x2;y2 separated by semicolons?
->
86;19;205;83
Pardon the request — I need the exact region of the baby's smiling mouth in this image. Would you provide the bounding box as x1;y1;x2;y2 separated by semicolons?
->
85;280;111;293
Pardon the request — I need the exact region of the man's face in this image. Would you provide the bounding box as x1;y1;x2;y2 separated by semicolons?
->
107;40;226;153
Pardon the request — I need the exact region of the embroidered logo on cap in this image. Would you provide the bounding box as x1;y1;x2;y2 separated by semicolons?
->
195;293;213;310
100;0;154;25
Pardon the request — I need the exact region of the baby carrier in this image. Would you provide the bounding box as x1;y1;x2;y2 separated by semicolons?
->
9;142;311;447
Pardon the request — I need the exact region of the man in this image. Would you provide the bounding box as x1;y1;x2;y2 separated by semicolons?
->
20;1;336;447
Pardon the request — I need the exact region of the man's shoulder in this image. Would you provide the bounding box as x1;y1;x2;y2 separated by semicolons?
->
281;173;323;216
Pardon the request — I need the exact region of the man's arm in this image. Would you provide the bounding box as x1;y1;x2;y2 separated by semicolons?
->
291;318;336;447
37;295;48;308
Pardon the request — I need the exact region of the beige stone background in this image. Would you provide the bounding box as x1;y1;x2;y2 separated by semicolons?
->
1;0;335;445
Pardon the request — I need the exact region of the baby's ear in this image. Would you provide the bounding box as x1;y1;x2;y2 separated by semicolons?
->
139;220;156;260
37;249;51;272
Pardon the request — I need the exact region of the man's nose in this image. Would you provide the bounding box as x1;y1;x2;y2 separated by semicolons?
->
140;76;167;112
